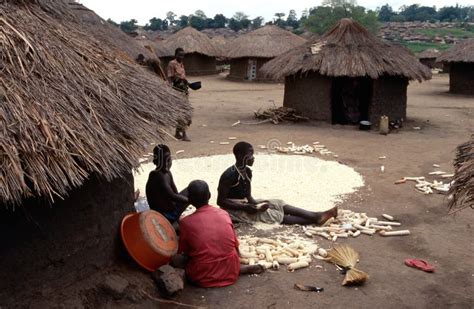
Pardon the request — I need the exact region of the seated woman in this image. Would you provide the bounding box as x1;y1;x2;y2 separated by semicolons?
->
145;144;188;223
176;180;264;287
217;141;337;225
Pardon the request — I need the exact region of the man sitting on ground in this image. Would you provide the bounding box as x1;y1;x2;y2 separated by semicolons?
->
217;141;337;225
145;144;188;224
177;180;264;287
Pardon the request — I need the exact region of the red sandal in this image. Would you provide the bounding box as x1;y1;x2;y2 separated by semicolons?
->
404;259;435;273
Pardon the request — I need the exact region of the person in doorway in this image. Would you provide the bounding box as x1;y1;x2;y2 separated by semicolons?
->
167;47;192;141
176;180;264;287
217;141;338;225
145;144;189;224
341;79;361;124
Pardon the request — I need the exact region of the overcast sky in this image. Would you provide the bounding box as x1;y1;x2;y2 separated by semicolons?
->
79;0;473;25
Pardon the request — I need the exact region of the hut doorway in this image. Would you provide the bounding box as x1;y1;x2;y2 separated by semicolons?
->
331;77;372;125
247;59;257;80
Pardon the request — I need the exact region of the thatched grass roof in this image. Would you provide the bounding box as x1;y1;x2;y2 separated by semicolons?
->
449;136;474;214
155;27;219;58
225;25;307;59
417;48;440;59
261;19;432;82
67;1;156;62
437;39;474;63
211;36;232;58
1;0;190;205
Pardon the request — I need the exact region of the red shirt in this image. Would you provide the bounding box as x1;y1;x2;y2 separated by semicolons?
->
178;205;240;287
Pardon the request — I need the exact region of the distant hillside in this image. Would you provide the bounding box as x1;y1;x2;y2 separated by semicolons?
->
377;21;474;53
129;21;474;54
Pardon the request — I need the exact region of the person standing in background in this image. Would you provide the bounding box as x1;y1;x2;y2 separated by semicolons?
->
167;47;192;141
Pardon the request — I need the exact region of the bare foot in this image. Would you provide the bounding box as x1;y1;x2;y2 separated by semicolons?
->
240;264;266;275
318;206;338;225
181;135;191;142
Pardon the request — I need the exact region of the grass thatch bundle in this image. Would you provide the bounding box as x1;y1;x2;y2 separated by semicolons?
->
155;27;219;58
211;36;232;58
261;19;431;82
325;244;368;286
0;0;191;205
437;39;474;63
448;136;474;213
67;1;157;63
225;25;307;59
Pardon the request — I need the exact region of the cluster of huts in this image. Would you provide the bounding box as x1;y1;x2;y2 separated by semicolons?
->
145;19;472;124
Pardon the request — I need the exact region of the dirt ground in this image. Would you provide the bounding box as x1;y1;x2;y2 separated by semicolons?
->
7;73;472;309
158;73;473;308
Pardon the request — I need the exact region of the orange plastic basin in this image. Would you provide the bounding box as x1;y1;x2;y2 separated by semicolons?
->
120;210;178;271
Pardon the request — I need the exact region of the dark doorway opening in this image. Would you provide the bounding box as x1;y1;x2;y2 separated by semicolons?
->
331;77;373;124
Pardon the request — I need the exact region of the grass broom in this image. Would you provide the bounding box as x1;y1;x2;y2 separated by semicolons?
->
325;244;368;286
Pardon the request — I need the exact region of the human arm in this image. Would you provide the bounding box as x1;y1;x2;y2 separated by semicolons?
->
217;176;259;213
244;171;269;211
156;172;189;204
167;62;176;84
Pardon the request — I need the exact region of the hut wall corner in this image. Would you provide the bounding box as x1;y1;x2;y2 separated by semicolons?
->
228;58;249;80
185;53;217;76
0;172;134;300
370;76;408;124
449;62;474;95
283;72;332;121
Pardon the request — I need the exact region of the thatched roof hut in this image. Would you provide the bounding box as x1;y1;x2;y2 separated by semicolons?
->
155;27;219;75
260;19;431;125
0;1;190;303
437;39;474;95
449;136;474;214
417;48;441;69
67;1;156;62
225;25;307;81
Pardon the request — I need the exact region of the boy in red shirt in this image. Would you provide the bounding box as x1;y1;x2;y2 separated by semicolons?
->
177;180;263;287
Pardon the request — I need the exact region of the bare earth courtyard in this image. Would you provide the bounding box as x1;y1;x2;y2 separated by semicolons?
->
142;73;473;308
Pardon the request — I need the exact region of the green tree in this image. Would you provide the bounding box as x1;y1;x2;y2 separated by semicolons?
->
234;12;249;23
166;11;177;26
144;17;165;31
120;19;138;33
377;4;395;22
107;18;119;27
399;4;437;22
213;14;227;28
189;14;207;30
274;12;286;27
228;12;250;31
305;4;379;34
162;20;169;30
241;19;251;29
194;10;207;19
252;16;264;28
228;18;241;31
322;0;357;8
437;5;473;22
286;9;299;28
178;15;189;28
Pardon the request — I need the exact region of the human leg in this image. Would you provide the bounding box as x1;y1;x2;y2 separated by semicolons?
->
240;264;265;275
281;215;315;225
283;205;337;225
